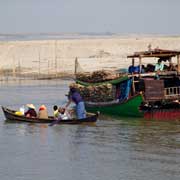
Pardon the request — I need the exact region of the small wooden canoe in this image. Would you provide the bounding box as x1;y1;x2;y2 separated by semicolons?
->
1;106;98;124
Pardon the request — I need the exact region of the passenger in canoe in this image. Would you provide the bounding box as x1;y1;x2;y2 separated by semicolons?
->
65;87;86;119
37;105;48;119
25;104;37;117
53;105;59;118
58;107;71;120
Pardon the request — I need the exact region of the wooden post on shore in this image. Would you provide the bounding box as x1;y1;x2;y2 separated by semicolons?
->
18;59;21;77
54;40;58;77
12;54;16;79
48;59;50;76
74;57;78;76
38;50;41;77
177;54;180;74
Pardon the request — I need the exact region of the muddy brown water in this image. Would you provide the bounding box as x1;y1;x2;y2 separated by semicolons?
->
0;80;179;180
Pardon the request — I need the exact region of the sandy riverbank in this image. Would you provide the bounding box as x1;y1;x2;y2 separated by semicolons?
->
0;36;180;76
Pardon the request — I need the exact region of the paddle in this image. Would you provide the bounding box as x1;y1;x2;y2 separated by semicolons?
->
49;118;61;126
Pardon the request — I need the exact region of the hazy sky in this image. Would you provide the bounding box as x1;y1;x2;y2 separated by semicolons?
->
0;0;179;34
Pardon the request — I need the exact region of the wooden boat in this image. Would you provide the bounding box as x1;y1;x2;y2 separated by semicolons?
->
1;106;98;124
73;48;180;120
85;94;144;117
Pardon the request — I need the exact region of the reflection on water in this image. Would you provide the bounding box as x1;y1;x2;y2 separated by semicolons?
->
0;80;180;180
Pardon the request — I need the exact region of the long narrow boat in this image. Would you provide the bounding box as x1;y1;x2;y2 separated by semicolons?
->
1;106;98;124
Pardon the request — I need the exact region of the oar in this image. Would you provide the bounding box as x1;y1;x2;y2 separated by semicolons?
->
49;118;61;126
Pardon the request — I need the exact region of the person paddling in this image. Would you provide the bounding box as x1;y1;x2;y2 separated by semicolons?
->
65;87;86;119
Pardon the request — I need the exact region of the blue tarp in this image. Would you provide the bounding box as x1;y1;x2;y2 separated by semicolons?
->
118;79;132;102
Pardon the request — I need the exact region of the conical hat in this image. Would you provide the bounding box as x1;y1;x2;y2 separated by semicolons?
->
26;104;36;109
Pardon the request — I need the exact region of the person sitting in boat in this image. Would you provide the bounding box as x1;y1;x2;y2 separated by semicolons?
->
146;64;155;72
37;105;48;119
25;104;37;117
53;105;59;119
58;107;71;120
65;87;86;119
155;58;164;72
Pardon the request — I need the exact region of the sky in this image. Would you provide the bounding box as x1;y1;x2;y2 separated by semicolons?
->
0;0;179;35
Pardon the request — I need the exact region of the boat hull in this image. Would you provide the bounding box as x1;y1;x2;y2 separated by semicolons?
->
2;106;98;124
85;95;144;117
144;109;180;121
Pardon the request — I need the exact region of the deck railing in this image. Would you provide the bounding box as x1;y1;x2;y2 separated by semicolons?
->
164;86;180;99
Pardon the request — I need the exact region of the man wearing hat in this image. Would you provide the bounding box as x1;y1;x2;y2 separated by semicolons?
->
65;87;86;119
25;104;37;117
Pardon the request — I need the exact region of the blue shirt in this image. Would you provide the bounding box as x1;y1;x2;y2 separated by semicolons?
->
128;65;140;73
70;92;83;105
155;63;164;71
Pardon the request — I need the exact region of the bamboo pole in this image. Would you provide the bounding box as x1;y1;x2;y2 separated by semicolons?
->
177;54;180;74
131;58;135;95
139;56;142;76
54;40;58;77
12;54;16;79
74;57;78;76
38;50;41;77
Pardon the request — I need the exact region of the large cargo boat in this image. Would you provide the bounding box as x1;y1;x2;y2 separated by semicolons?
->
75;48;180;120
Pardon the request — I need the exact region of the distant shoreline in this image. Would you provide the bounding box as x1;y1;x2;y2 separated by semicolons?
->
1;36;180;78
0;33;180;42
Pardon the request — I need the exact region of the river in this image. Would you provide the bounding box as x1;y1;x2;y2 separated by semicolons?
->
0;80;179;180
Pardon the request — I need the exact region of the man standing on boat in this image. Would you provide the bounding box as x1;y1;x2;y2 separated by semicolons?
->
65;86;86;119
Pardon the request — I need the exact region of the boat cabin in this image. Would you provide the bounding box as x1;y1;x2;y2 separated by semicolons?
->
127;48;180;108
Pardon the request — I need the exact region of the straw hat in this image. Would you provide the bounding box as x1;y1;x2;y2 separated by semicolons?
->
26;104;36;109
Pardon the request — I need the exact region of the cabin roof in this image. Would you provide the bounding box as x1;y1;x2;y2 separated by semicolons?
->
127;48;180;58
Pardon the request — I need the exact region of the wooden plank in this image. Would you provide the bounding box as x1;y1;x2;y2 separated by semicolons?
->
144;80;164;101
127;71;177;78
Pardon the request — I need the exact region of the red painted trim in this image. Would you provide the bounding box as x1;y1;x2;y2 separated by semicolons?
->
144;109;180;120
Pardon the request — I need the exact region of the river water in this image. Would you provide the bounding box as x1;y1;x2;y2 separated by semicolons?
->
0;80;179;180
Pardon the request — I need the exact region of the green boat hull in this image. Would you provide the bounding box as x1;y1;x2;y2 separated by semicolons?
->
76;76;129;86
85;95;144;117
